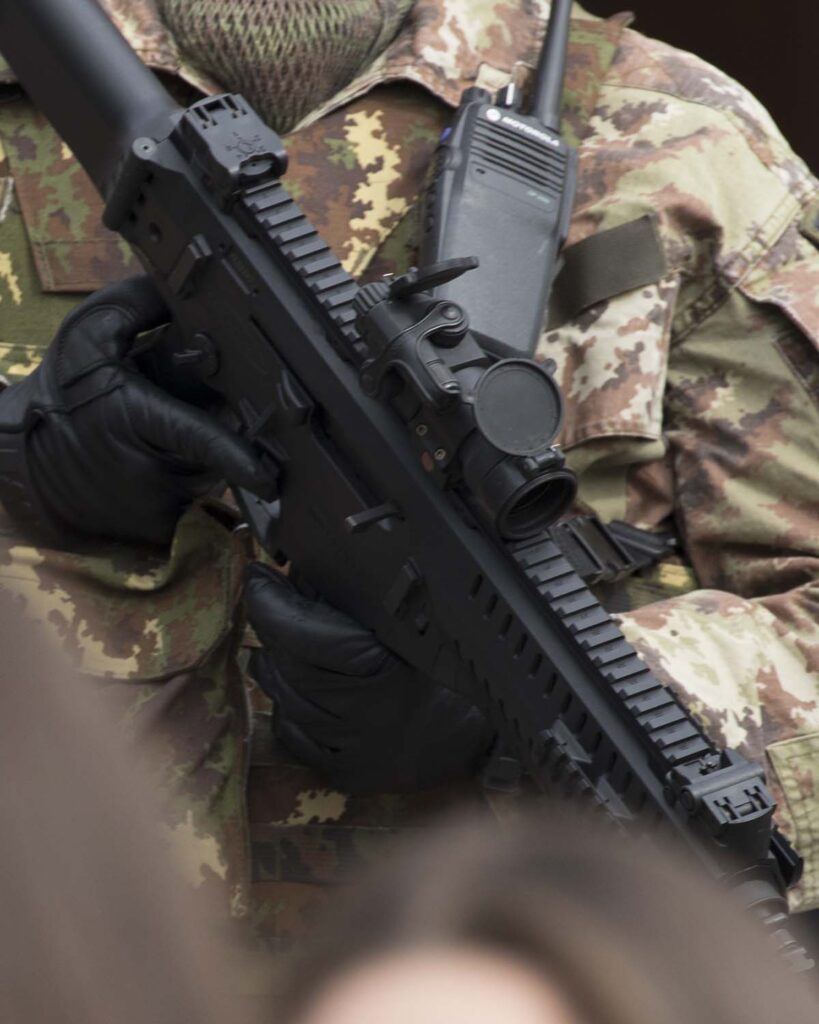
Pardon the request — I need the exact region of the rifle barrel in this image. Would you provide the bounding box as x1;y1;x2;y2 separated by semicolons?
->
0;0;178;198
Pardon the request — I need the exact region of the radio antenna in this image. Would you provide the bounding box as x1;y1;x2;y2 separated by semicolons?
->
530;0;574;131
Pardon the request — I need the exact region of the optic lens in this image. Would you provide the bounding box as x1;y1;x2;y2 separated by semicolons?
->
498;472;576;540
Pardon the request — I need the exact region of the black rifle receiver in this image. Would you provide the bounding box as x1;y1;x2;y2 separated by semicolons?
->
421;0;577;358
0;0;813;972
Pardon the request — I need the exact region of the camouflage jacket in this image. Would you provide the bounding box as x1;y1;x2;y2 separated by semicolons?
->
2;0;819;926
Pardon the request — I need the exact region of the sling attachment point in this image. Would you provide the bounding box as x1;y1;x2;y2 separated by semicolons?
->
548;515;678;586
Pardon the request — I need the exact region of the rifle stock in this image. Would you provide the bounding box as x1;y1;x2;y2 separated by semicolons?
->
0;0;811;970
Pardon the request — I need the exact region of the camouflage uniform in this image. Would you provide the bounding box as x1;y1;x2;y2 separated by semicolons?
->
1;0;819;935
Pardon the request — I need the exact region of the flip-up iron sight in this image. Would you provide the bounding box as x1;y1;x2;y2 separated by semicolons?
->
354;257;577;540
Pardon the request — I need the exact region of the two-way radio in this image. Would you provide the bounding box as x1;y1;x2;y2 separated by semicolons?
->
421;0;577;359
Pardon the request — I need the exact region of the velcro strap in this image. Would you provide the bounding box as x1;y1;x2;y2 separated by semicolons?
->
548;214;667;329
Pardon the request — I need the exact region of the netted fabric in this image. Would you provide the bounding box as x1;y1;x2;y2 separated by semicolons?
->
158;0;414;134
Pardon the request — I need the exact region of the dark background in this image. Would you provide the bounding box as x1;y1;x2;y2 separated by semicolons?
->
583;2;818;172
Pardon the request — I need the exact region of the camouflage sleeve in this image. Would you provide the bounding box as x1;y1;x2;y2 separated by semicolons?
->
0;120;78;377
0;96;253;916
618;218;819;912
0;500;254;914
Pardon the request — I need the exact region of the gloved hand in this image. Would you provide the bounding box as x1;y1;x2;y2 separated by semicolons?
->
245;563;494;794
0;276;270;546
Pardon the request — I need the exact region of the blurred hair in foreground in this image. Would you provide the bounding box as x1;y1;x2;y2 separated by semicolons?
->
0;590;255;1024
278;807;819;1024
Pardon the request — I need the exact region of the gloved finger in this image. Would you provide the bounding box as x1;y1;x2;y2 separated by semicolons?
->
250;649;347;727
409;693;494;790
251;650;375;737
274;715;381;794
57;276;171;379
126;380;274;498
273;714;338;774
276;697;361;750
245;563;393;676
276;652;399;706
252;649;397;760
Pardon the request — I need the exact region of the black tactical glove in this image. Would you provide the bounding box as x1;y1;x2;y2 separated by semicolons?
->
0;276;270;546
245;563;495;794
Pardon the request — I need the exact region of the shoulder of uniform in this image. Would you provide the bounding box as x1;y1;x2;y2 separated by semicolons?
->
603;27;812;196
570;26;818;321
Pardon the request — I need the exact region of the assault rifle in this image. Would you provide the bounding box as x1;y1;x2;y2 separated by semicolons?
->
0;0;811;969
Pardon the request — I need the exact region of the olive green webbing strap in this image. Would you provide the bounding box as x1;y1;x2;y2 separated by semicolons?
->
547;214;667;330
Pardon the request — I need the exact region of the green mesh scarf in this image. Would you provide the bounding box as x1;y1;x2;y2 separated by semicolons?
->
158;0;414;135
